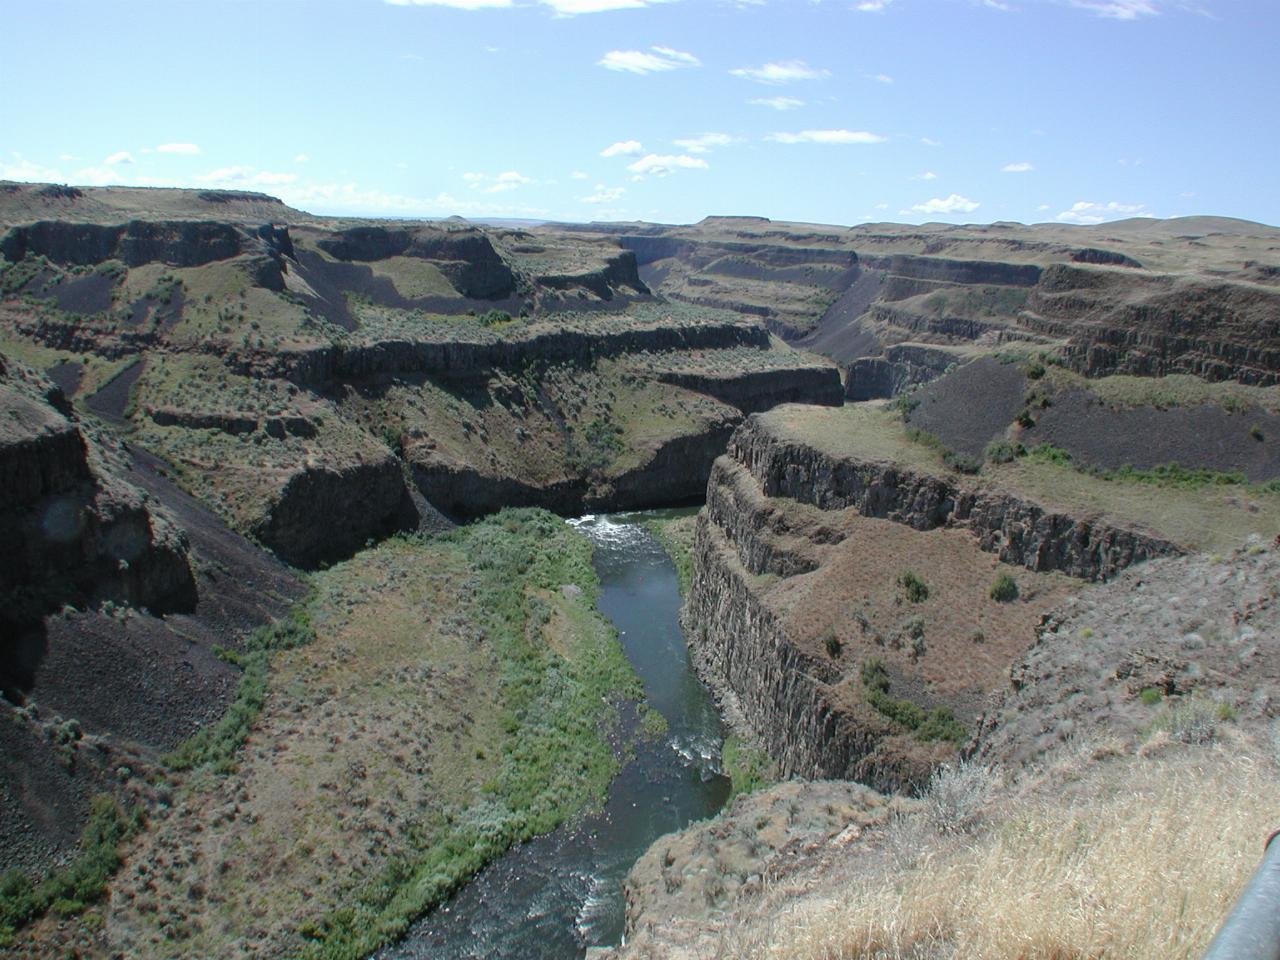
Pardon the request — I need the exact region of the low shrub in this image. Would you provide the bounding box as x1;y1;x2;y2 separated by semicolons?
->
989;573;1019;603
0;794;138;943
899;570;930;603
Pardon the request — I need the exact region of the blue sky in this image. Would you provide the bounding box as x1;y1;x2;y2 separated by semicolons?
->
2;0;1276;226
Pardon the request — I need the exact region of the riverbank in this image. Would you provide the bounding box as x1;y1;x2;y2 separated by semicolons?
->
378;512;730;959
9;510;641;959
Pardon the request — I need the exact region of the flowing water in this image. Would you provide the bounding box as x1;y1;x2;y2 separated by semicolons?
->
378;509;730;959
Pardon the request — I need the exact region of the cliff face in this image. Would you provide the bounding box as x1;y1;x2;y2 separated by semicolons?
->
0;355;196;619
728;416;1181;580
683;409;1180;794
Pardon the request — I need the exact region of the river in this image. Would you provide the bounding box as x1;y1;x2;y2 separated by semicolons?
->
376;509;730;959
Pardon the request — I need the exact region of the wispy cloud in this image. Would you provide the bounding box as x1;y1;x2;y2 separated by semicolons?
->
295;153;310;163
156;143;200;156
906;194;980;215
463;170;533;193
672;132;737;153
385;0;513;7
600;140;644;157
767;129;886;145
1056;200;1151;224
196;166;298;187
730;60;828;84
599;46;700;74
387;0;669;12
870;73;894;84
855;0;895;11
570;170;589;180
626;153;708;177
105;151;134;165
912;171;938;181
747;96;805;111
1068;0;1159;18
1001;161;1034;173
920;136;942;147
580;184;626;204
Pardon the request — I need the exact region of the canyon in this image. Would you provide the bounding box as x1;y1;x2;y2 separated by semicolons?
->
2;181;1279;958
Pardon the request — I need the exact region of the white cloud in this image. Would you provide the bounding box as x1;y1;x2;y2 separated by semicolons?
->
906;194;981;215
871;73;894;84
599;46;700;74
672;132;736;154
196;165;298;187
385;0;513;7
1001;161;1034;173
580;184;626;204
747;96;805;111
600;140;645;157
1055;200;1151;224
730;60;828;84
570;170;590;179
767;129;886;145
295;153;310;163
156;143;200;156
386;0;670;13
543;0;651;12
626;153;708;177
463;170;533;193
912;171;938;181
920;137;942;147
1069;0;1159;18
105;151;134;165
855;0;894;10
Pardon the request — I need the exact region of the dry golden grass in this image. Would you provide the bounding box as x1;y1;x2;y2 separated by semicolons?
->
722;740;1276;960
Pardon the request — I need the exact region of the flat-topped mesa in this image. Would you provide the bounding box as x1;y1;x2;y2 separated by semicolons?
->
728;413;1181;581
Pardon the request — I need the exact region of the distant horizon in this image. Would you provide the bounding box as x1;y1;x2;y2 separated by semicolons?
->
5;177;1278;233
4;1;1277;229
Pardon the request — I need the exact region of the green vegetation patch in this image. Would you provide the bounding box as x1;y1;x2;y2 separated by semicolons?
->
640;513;698;597
721;735;777;805
298;509;642;958
163;605;316;774
0;794;140;946
860;658;966;744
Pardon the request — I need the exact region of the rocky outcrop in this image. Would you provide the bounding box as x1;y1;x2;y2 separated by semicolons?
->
618;780;911;954
973;540;1280;769
316;225;516;299
239;315;771;385
728;415;1181;581
845;343;963;400
1026;264;1280;385
250;454;413;568
0;219;291;269
409;416;740;520
534;249;650;300
656;364;843;414
147;405;317;439
0;355;196;620
866;253;1043;290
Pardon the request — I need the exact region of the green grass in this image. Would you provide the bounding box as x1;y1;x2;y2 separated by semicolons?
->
860;658;966;744
721;735;777;805
0;794;140;946
641;514;698;597
163;605;315;774
296;509;642;959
